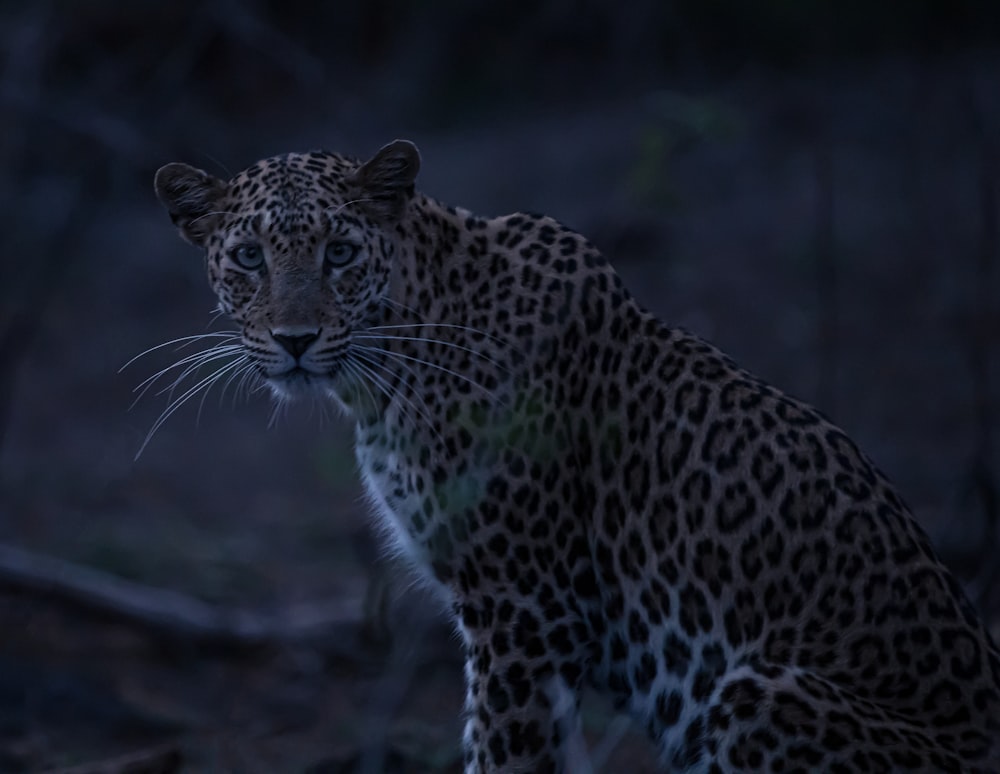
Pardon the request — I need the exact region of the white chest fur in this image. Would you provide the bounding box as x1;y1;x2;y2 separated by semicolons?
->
355;440;426;565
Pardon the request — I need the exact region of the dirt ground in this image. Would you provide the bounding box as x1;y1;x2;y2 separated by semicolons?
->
2;52;1000;772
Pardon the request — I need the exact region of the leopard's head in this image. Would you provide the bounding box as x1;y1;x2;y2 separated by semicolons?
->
154;140;420;405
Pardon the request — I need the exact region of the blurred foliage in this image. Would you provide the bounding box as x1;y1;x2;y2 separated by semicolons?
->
0;0;996;192
631;91;744;206
312;439;360;490
670;0;1000;64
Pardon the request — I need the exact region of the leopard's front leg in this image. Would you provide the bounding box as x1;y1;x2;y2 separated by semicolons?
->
459;610;591;774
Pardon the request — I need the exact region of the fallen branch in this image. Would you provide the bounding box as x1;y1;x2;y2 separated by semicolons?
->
40;743;182;774
0;541;389;660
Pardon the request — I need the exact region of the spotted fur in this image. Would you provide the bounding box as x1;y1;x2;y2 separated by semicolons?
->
154;140;1000;772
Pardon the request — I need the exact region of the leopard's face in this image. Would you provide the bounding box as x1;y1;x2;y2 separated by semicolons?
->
202;173;394;402
154;141;420;404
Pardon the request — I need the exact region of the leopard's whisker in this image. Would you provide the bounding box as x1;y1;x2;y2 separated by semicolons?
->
120;331;242;372
353;343;506;408
212;356;255;409
135;356;246;459
162;343;246;378
379;296;427;327
369;315;520;353
352;343;414;392
227;361;262;407
350;351;445;447
377;298;519;353
349;350;413;414
351;346;434;431
248;377;269;395
347;355;384;416
128;340;242;397
350;356;440;449
159;345;245;396
240;366;265;400
128;347;244;413
128;345;245;411
326;198;376;218
186;209;238;229
267;391;293;429
341;358;381;418
353;332;510;372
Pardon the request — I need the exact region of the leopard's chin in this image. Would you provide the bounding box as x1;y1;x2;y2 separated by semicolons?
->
266;366;360;416
266;367;333;401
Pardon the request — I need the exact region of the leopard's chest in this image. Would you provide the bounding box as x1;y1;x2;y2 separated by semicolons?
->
355;432;431;566
354;421;484;577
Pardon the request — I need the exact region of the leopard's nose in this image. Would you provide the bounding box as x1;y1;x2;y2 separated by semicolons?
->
271;329;320;359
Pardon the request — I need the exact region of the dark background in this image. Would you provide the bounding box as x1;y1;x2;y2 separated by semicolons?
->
1;2;999;771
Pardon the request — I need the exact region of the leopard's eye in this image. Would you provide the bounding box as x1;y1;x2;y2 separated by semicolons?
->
230;243;265;271
324;241;360;269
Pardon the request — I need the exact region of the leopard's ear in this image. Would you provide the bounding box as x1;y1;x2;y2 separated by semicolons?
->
353;139;421;221
154;162;227;247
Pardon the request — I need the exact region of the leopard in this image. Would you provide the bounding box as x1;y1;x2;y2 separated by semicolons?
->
152;139;1000;772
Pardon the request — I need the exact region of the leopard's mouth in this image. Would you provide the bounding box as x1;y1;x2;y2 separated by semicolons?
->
266;365;335;400
266;360;367;410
